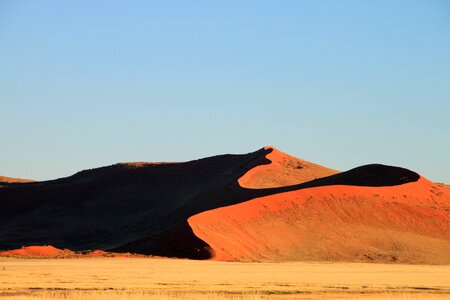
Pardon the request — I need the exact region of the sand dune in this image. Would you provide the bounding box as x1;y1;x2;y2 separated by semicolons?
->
0;245;72;257
0;176;34;184
0;245;149;258
0;146;448;263
0;147;280;252
189;176;450;263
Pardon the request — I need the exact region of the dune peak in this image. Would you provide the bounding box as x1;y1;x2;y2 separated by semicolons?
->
239;146;339;189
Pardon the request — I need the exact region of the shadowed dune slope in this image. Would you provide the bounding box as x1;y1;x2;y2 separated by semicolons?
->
238;146;338;188
0;148;269;252
1;146;331;256
189;175;450;263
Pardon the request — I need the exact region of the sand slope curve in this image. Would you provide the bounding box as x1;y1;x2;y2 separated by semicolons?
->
189;175;450;263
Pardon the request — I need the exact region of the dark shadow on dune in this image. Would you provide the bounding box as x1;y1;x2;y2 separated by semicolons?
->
112;220;213;259
114;158;420;259
0;147;420;259
239;163;421;200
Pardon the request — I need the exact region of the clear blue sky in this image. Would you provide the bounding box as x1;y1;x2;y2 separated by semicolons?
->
1;0;449;182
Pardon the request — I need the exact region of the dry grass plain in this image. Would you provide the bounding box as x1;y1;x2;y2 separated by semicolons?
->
0;258;449;299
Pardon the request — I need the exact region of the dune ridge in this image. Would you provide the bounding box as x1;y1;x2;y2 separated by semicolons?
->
238;146;338;188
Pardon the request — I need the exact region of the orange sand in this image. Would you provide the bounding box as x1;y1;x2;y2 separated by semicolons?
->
0;176;34;183
0;245;72;257
238;146;338;188
0;246;150;258
189;177;450;263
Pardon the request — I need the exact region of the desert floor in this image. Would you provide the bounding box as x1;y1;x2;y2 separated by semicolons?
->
0;258;449;299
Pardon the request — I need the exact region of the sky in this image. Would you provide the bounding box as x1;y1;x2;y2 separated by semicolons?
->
0;0;449;182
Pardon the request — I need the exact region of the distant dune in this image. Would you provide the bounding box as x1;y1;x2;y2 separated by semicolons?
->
0;146;449;263
0;175;34;184
0;245;72;257
0;245;147;258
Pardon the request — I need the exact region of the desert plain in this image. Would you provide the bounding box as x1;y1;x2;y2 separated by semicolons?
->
1;257;449;299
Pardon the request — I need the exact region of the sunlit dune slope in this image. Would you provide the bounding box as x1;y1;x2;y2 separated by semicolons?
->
238;146;338;188
0;175;34;184
437;183;450;191
0;245;150;258
0;245;71;257
189;171;450;264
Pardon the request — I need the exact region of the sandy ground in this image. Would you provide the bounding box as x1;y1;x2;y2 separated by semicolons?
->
0;258;449;299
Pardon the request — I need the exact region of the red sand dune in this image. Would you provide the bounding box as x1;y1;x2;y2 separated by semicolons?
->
0;245;73;258
0;176;34;184
1;146;449;263
238;146;338;188
189;176;450;263
0;246;150;258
